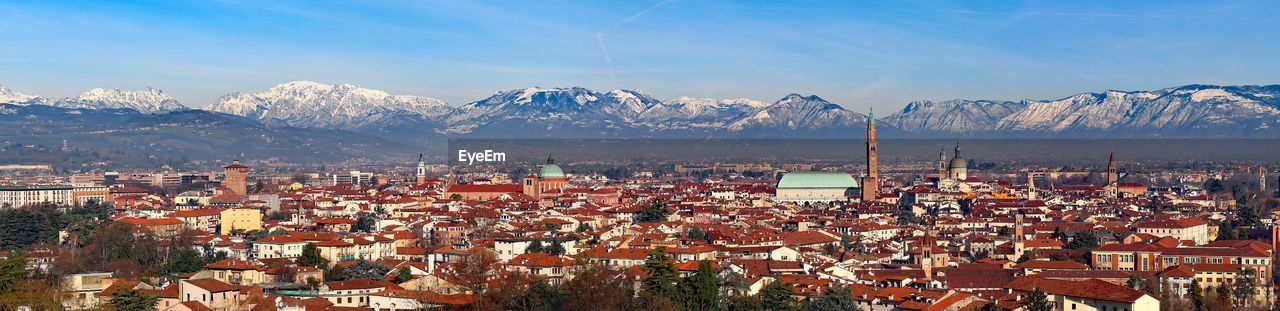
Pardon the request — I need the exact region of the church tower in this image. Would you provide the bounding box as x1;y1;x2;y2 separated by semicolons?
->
861;110;879;201
416;153;427;185
1260;166;1268;195
1026;172;1037;200
937;149;947;180
1106;151;1118;186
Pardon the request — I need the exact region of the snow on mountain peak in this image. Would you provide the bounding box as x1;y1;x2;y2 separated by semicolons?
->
203;81;451;130
0;85;39;104
50;86;186;113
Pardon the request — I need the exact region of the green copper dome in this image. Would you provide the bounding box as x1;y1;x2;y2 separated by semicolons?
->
540;164;565;178
539;154;565;178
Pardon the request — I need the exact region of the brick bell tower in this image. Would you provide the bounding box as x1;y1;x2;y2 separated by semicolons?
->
861;110;879;201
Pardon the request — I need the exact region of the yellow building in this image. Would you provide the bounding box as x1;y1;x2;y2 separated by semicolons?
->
220;208;262;235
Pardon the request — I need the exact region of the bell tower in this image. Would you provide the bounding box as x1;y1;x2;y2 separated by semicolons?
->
861;110;879;201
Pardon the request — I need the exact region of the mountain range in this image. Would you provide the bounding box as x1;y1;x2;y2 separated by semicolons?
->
1;81;1278;163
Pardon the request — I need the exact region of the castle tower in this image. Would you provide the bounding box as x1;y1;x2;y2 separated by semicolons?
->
223;160;249;196
1106;151;1118;186
861;110;879;201
416;153;427;185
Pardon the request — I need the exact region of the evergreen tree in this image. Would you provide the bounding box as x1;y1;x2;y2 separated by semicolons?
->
575;222;592;233
527;238;545;254
164;247;206;274
0;254;27;294
1067;230;1100;249
547;238;566;255
803;285;855;311
351;214;376;232
298;243;328;268
109;289;159;311
635;200;671;223
1233;268;1257;307
525;279;565;310
685;261;719;311
1026;288;1052;311
760;279;798;311
343;260;392;280
1217;221;1237;240
641;247;679;296
1189;278;1205;311
395;266;412;283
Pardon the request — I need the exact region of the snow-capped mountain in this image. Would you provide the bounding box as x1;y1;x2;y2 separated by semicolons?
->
438;87;663;135
0;85;186;113
7;81;1279;139
633;96;768;129
726;94;867;132
203;81;452;131
880;100;1025;134
0;85;38;104
885;84;1280;136
48;87;187;113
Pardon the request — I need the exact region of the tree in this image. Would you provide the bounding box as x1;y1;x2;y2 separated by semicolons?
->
342;260;392;280
639;247;680;309
1025;288;1052;311
804;285;855;311
163;247;206;274
274;265;298;283
1217;221;1237;240
760;279;798;311
684;261;719;311
0;279;63;310
1233;268;1258;307
1189;278;1205;311
527;238;545;254
0;254;28;294
109;289;159;311
395;266;413;283
560;262;634;310
1126;275;1147;290
575;222;592;233
298;243;327;269
1215;283;1233;310
449;247;500;310
686;226;707;240
546;238;566;256
635;200;671;223
1067;230;1100;249
351;214;376;233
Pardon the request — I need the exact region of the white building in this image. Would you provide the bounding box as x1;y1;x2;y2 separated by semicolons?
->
0;185;75;207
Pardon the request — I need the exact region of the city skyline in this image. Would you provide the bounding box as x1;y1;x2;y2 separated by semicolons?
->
3;1;1279;110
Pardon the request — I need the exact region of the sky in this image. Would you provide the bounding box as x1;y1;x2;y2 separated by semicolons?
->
2;0;1278;111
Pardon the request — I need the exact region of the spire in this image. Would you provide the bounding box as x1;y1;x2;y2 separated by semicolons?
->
867;107;875;125
546;153;555;165
953;143;961;156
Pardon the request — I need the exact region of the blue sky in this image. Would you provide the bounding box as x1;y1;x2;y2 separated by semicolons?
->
2;0;1277;110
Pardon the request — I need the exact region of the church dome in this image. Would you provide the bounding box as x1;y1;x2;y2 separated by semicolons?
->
948;144;967;169
539;163;565;178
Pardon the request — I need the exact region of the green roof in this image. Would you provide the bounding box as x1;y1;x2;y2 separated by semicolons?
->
540;163;565;178
777;172;858;189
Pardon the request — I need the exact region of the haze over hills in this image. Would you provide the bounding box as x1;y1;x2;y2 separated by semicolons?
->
2;82;1279;163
